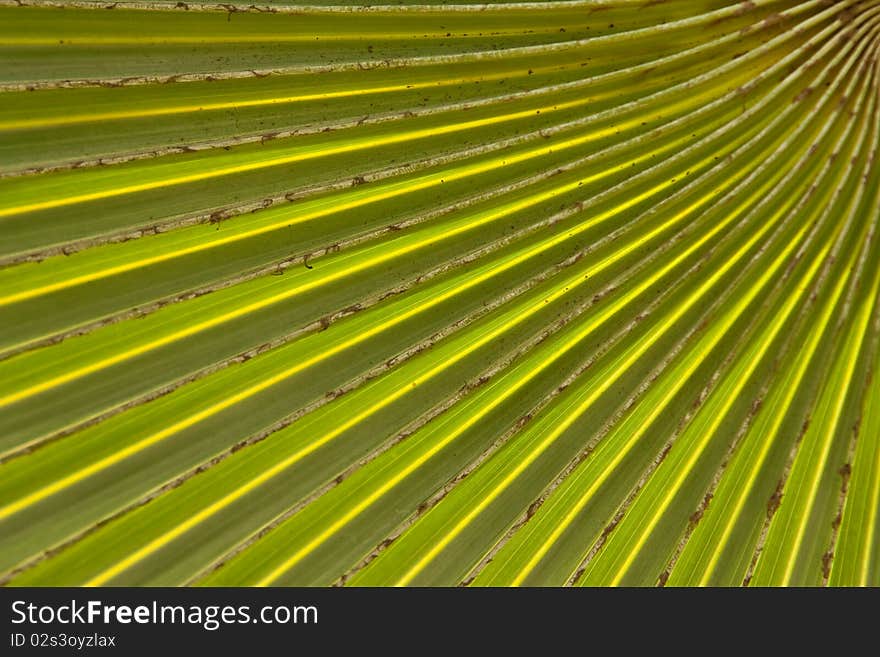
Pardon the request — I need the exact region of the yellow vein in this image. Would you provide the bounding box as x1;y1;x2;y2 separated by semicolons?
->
0;93;596;221
0;26;577;46
0;60;579;131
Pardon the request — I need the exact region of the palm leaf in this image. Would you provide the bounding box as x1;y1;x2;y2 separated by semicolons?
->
0;0;877;587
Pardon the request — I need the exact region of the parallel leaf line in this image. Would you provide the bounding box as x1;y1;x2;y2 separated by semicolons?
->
269;120;807;585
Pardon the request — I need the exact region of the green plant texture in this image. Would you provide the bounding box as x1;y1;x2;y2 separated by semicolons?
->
0;0;878;586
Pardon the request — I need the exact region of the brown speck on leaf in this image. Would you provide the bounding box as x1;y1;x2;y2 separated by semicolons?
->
736;0;757;13
767;480;784;517
600;520;616;540
838;7;856;24
689;491;715;528
793;87;814;103
303;254;313;269
516;412;533;428
526;499;542;519
821;551;834;579
762;13;782;27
